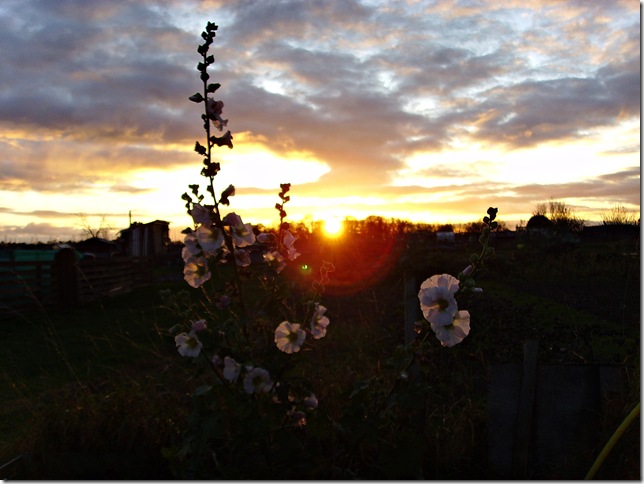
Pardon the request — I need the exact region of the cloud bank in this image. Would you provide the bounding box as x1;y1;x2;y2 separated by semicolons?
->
0;0;639;241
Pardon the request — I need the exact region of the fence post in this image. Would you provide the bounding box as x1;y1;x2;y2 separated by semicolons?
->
53;248;79;310
512;338;539;478
404;271;420;344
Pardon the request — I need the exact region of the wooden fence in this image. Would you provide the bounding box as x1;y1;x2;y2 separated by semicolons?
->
0;249;155;317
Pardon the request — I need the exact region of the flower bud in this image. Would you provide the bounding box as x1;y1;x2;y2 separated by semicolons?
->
220;184;235;205
257;233;273;244
303;393;318;410
191;319;207;333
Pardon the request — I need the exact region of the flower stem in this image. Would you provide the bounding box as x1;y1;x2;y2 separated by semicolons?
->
198;39;249;340
585;402;640;479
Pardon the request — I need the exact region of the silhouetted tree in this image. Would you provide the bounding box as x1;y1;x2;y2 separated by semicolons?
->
601;204;639;226
531;199;584;233
526;214;553;230
77;213;113;240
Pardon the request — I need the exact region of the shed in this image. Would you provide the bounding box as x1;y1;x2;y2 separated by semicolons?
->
121;220;170;257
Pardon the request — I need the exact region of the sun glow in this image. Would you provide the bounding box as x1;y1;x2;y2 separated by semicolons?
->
322;217;344;237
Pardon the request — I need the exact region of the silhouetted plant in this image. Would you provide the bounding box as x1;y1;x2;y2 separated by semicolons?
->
164;21;500;479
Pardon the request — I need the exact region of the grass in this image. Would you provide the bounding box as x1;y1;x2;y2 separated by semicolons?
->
1;281;189;478
0;234;640;479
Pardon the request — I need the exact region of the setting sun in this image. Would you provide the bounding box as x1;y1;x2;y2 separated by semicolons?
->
322;217;344;237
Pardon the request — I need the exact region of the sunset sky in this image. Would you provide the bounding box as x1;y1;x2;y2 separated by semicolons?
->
0;0;640;243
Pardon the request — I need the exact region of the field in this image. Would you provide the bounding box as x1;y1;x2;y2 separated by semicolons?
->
1;230;639;479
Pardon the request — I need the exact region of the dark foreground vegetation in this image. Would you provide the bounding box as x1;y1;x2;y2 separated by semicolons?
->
1;226;639;479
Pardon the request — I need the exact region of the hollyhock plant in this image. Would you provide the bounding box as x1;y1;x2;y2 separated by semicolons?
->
223;356;241;382
175;330;203;358
310;303;330;340
418;273;460;327
222;212;242;226
282;230;300;261
166;18;500;469
166;21;335;479
303;393;318;410
243;367;273;394
274;321;306;354
190;203;212;225
232;222;255;248
430;310;471;347
256;232;272;244
191;319;207;333
206;98;227;130
183;256;211;288
264;250;286;273
182;231;201;261
234;248;251;267
196;224;225;255
413;208;499;349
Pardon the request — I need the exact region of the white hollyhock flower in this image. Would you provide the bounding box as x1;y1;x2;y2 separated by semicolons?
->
183;256;211;288
310;304;330;340
430;310;471;347
418;273;460;326
223;356;241;382
274;321;306;354
196;224;224;255
243;367;273;394
175;331;202;357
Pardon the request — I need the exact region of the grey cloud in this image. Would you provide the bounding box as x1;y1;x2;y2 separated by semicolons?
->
469;64;640;148
0;222;83;242
598;166;640;182
222;0;373;49
510;167;640;206
601;145;640;156
0;0;639;225
0;0;199;145
3;207;127;219
0;136;196;193
225;78;431;188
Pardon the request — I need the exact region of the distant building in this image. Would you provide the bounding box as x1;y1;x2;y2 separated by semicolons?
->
120;220;170;257
436;230;455;245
